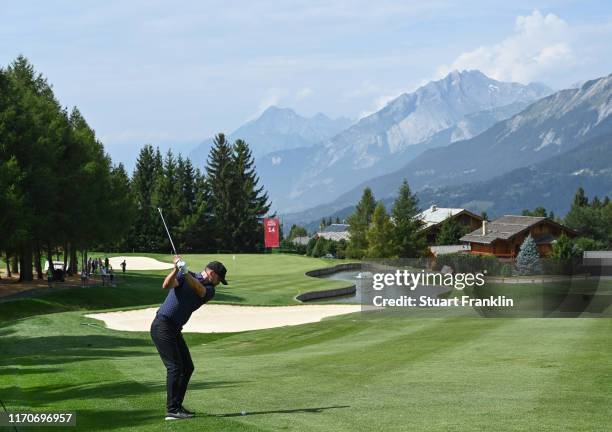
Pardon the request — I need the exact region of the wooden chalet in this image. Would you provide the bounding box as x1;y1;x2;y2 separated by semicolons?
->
460;215;577;259
418;205;483;244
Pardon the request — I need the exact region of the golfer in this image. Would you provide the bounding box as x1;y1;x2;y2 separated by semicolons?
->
150;256;228;420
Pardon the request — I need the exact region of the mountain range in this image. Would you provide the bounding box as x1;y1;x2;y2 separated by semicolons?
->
256;70;552;212
284;73;612;229
189;107;352;165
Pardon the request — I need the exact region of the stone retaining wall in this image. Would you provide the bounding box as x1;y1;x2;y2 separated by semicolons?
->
297;263;362;302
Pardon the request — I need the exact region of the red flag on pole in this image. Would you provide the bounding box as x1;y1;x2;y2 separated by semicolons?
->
264;217;280;248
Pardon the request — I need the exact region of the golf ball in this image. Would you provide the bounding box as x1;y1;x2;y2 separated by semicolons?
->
241;411;246;416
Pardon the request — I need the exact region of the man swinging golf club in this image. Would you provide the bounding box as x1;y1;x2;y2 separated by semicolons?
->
151;256;227;420
150;256;228;420
150;208;229;419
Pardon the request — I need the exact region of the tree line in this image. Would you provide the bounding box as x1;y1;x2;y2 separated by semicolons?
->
0;57;134;281
127;134;270;254
1;57;271;281
289;183;611;260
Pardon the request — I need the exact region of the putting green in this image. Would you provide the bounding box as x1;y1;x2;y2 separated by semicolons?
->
1;254;611;431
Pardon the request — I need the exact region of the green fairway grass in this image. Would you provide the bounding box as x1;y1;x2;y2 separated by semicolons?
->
0;254;355;322
1;254;611;431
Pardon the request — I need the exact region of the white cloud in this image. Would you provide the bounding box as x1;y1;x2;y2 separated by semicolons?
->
295;87;313;101
247;89;287;120
436;10;574;83
271;156;282;165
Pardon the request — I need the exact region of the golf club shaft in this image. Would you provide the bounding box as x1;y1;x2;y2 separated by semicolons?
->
157;207;178;256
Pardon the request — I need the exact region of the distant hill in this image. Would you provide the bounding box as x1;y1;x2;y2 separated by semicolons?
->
293;132;612;233
415;133;612;218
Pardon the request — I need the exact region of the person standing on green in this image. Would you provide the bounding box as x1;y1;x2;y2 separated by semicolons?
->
104;256;109;271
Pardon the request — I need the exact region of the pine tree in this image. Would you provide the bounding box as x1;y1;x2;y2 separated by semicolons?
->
152;150;180;252
346;187;376;258
231;139;270;251
205;133;234;250
391;180;426;257
131;145;159;250
288;225;308;241
515;234;542;275
572;187;588;208
565;189;606;242
436;215;468;245
522;207;547;217
366;203;395;258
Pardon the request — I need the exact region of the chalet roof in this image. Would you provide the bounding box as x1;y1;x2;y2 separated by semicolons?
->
460;215;573;245
317;231;350;241
417;205;481;229
320;223;350;233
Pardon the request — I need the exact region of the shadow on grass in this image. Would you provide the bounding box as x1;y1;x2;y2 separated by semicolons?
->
213;405;350;417
0;273;245;322
2;380;243;407
0;367;62;376
0;334;154;367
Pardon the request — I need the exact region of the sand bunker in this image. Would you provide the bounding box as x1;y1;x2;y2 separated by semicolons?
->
108;256;174;271
85;304;361;333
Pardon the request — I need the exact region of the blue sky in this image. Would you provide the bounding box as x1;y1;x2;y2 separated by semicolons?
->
1;1;611;170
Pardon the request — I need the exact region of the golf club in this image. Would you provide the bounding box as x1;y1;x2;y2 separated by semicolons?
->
157;207;186;271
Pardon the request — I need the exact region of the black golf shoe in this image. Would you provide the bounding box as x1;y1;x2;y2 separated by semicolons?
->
165;410;194;420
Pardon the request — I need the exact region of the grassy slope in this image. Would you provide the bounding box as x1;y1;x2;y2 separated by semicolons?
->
0;254;354;321
0;254;611;431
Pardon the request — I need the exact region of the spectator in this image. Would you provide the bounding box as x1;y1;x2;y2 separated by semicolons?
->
100;266;108;286
120;260;127;274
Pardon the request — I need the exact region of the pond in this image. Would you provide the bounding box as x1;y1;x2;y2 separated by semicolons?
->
315;270;451;304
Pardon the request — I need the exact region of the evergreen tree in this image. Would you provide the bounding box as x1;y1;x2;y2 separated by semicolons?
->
231;139;270;251
288;225;308;241
572;187;588;208
5;56;65;280
551;233;579;260
206;133;234;250
565;191;606;242
312;237;325;257
131;145;161;250
151;150;181;253
366;203;395;258
391;180;426;257
515;234;542;275
0;56;134;278
436;215;469;245
346;187;376;258
306;236;317;256
522;207;547;217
